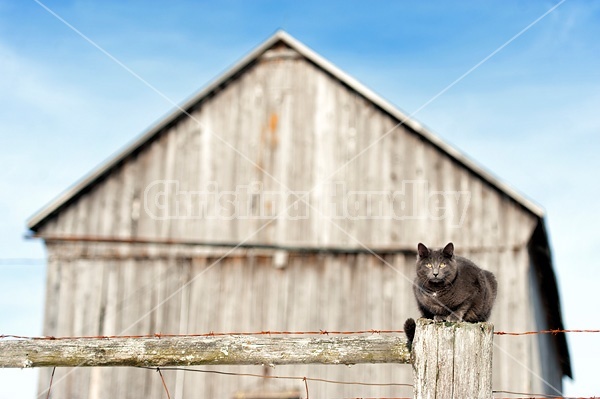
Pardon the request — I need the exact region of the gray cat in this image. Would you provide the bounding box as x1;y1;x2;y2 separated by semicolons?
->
412;242;497;323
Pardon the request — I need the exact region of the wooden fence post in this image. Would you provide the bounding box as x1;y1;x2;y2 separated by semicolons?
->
412;318;494;399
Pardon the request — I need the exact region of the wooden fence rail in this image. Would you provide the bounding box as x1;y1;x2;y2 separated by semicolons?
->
0;319;493;399
0;335;410;368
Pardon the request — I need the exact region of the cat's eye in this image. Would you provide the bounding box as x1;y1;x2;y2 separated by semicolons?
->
440;263;446;268
426;264;432;268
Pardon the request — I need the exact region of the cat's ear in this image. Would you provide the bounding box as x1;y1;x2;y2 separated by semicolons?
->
443;242;454;258
417;243;430;258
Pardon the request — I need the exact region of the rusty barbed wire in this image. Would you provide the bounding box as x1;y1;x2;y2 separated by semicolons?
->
2;328;600;341
494;329;600;336
0;329;401;340
493;389;599;399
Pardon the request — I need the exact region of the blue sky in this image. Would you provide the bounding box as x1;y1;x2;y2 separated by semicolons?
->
1;1;599;397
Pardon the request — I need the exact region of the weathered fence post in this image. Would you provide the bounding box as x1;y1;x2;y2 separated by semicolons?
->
412;318;494;399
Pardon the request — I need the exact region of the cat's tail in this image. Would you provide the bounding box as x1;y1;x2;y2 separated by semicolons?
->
404;318;416;349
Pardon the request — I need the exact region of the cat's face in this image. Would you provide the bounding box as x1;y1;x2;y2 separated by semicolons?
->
416;243;457;285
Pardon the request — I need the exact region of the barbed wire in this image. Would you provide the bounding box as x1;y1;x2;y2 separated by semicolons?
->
494;329;600;336
492;390;599;399
3;328;600;341
0;329;398;340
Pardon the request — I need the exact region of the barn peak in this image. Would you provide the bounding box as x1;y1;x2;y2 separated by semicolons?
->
28;30;543;231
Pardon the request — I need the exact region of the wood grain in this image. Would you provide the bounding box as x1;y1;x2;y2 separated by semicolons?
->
412;318;493;399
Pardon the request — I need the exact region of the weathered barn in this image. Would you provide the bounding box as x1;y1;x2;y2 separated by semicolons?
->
29;31;571;398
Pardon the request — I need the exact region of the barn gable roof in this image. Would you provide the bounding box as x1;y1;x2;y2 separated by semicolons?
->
27;30;543;231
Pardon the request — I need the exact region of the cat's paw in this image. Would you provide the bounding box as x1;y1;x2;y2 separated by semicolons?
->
445;314;463;323
433;315;445;322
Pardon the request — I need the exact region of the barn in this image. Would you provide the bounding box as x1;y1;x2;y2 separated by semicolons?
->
28;31;571;398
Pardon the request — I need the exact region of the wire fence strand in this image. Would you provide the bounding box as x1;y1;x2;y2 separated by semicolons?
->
45;367;55;399
37;345;598;399
145;366;597;399
143;366;414;388
156;368;171;399
2;328;600;341
493;389;599;399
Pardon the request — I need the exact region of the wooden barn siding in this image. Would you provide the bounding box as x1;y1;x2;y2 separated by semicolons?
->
39;247;418;398
37;49;537;250
37;243;554;398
